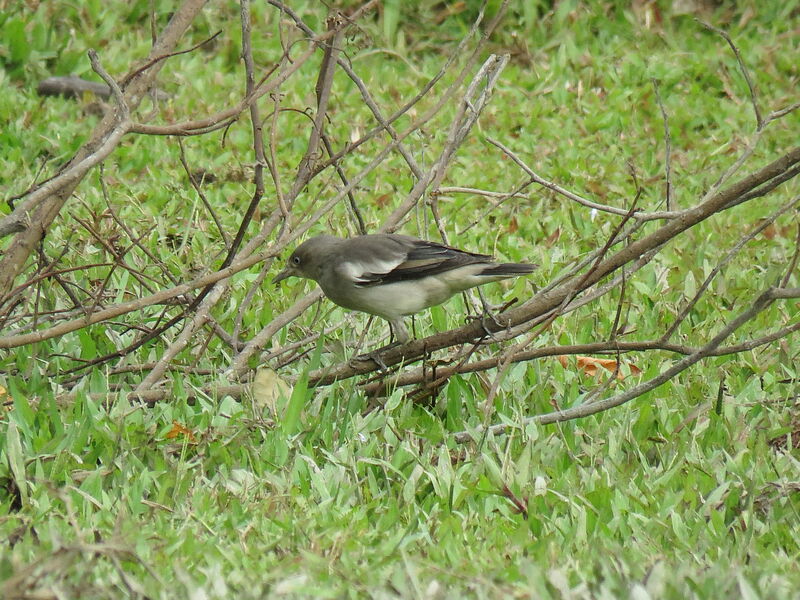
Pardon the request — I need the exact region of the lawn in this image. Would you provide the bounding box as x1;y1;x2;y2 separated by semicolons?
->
1;1;799;598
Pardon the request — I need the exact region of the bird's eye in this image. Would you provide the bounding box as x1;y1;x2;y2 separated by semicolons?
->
291;256;301;266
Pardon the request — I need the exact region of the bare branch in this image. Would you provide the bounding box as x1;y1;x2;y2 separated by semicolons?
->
120;30;222;88
86;51;128;123
291;11;344;194
486;137;684;221
766;101;800;123
177;138;231;249
0;247;277;350
453;286;800;442
698;20;763;130
308;146;800;386
0;0;209;294
651;78;673;210
662;195;800;341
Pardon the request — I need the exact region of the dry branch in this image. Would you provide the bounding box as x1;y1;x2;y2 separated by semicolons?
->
226;6;509;376
453;286;800;442
0;0;209;293
2;5;798;444
307;146;800;387
0;248;276;349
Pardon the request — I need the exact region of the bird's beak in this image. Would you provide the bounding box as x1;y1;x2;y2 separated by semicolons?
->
272;268;293;284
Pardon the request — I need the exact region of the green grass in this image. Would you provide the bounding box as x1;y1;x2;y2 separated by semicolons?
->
2;0;799;598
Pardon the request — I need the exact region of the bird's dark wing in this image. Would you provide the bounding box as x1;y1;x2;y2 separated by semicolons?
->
339;235;493;287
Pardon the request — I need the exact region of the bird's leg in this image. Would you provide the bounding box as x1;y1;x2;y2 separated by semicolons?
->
350;349;390;372
464;289;503;339
478;288;506;316
351;318;408;371
388;318;410;345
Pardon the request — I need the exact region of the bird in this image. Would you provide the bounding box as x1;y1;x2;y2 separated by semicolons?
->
273;233;537;344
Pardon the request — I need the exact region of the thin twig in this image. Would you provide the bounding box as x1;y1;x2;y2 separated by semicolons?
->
661;195;800;341
307;147;800;385
486;137;684;221
780;224;800;289
698;20;763;130
452;287;800;442
291;10;344;194
765;101;800;123
177;138;231;249
88;49;128;119
120;30;222;88
651;78;673;210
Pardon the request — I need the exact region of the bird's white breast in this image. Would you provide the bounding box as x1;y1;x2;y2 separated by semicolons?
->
320;264;493;319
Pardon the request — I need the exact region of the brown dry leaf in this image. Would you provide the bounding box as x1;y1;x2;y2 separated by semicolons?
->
508;216;519;234
761;223;777;240
374;193;392;208
758;220;794;240
558;355;641;380
577;356;618;377
252;368;292;416
585;180;606;198
166;421;197;444
737;5;757;29
0;385;10;411
544;227;561;247
435;1;466;24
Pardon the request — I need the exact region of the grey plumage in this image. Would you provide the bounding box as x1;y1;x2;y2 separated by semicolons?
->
273;234;536;343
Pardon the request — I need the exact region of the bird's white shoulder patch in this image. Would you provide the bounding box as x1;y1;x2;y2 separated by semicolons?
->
338;262;366;282
339;258;402;282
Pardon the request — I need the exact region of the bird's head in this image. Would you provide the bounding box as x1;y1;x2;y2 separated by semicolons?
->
272;235;339;284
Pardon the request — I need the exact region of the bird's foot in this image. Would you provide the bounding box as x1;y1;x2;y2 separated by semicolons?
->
350;352;388;372
464;313;500;340
350;342;401;372
466;290;516;340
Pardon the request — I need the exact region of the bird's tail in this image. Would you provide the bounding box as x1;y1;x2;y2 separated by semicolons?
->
479;262;538;277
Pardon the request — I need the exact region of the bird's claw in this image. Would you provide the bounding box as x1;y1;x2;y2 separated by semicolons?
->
464;315;496;339
464;311;503;340
351;349;391;372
